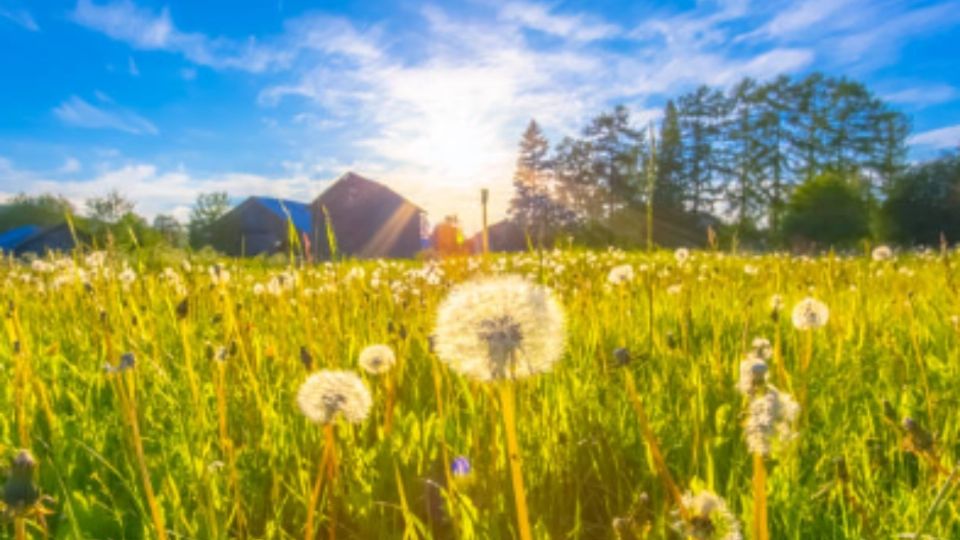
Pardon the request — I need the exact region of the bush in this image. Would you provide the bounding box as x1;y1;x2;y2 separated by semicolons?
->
782;171;870;248
882;152;960;246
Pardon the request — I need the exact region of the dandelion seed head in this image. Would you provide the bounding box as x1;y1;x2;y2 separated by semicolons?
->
607;264;634;285
433;275;565;382
296;370;372;424
872;245;893;261
750;337;772;360
675;248;690;265
676;490;743;540
744;385;800;456
791;297;829;330
358;344;396;375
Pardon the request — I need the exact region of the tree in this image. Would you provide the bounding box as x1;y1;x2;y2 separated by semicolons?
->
508;120;576;246
0;193;74;231
582;105;645;215
85;190;135;223
656;100;685;210
678;85;725;214
782;170;870;248
188;192;230;248
882;152;960;245
509;119;552;227
554;136;600;220
153;214;186;247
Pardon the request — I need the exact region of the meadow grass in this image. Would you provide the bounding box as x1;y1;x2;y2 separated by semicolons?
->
2;246;959;539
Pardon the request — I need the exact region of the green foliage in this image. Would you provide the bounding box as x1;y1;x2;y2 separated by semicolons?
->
189;192;231;248
85;190;135;224
782;171;871;247
882;152;960;245
0;193;74;231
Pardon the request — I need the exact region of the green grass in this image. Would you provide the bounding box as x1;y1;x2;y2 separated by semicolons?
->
2;247;960;539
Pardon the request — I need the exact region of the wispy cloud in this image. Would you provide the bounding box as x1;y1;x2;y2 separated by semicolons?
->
0;6;39;31
909;124;960;150
53;95;158;135
71;0;292;72
884;84;957;106
0;158;323;223
499;2;620;42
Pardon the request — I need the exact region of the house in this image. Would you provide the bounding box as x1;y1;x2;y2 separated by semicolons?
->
208;197;313;257
0;223;79;256
311;172;426;259
467;220;527;253
0;225;42;253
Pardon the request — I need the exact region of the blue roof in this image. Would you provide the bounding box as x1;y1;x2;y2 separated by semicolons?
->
251;197;312;234
0;225;42;250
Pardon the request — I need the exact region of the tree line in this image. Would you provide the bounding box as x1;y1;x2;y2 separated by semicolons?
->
508;72;940;248
0;190;232;251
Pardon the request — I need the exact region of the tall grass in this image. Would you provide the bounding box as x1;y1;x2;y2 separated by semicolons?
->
1;247;959;538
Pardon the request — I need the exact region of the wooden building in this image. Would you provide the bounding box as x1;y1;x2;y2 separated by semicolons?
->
311;172;425;259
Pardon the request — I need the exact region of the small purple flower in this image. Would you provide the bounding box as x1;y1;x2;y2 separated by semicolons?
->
451;456;471;476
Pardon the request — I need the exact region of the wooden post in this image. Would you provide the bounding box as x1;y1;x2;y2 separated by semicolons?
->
481;188;489;256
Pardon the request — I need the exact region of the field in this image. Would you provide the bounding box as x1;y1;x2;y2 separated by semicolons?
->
2;247;960;539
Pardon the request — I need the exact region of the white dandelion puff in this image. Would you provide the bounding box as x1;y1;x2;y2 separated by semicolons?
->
791;297;829;330
433;275;565;382
676;489;743;540
675;248;690;265
607;264;634;285
358;344;396;375
872;245;893;261
769;294;784;313
750;337;772;360
666;283;683;296
744;385;800;456
296;370;372;424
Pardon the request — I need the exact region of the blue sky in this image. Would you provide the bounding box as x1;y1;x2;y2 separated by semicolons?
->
1;0;959;230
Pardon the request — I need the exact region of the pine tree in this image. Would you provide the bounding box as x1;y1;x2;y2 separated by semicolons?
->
508;120;575;245
582;105;645;216
656;100;685;210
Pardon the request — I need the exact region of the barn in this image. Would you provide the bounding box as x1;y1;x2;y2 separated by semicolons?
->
467;220;528;253
311;172;426;259
208;197;313;257
0;223;79;256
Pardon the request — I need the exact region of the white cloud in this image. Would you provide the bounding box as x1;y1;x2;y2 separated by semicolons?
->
71;0;293;72
884;84;957;106
909;124;960;150
53;95;158;135
499;2;620;42
59;157;82;174
0;159;324;222
0;7;39;31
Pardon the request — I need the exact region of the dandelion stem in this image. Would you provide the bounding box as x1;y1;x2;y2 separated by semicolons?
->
752;452;769;540
624;372;689;522
305;423;336;540
383;372;396;436
499;383;533;540
116;372;168;540
14;517;26;540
